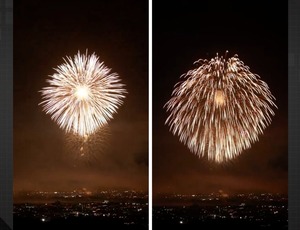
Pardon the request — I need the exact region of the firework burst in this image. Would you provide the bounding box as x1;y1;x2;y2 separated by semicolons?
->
40;51;126;137
165;51;277;163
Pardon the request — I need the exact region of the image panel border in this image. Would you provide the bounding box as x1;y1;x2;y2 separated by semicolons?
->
0;0;13;228
289;0;300;230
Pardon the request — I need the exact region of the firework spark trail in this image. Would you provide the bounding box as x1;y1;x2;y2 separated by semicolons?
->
65;126;111;162
40;51;126;137
165;51;277;163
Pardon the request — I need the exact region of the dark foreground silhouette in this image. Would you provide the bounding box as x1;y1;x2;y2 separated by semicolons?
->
14;216;147;230
0;218;11;230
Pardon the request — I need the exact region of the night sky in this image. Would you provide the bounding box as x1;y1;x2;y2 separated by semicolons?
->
14;0;148;193
13;0;288;200
153;0;287;197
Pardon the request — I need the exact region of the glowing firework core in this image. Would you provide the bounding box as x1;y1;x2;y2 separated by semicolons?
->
214;90;225;106
165;51;277;163
75;85;90;100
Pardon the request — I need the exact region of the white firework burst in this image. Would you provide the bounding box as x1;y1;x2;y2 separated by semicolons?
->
40;50;126;137
165;51;277;163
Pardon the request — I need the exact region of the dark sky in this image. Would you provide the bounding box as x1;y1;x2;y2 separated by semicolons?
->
153;0;287;198
14;0;148;193
14;0;288;199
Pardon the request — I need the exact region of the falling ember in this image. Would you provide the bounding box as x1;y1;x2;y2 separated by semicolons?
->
65;126;110;162
39;50;126;137
165;51;277;163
